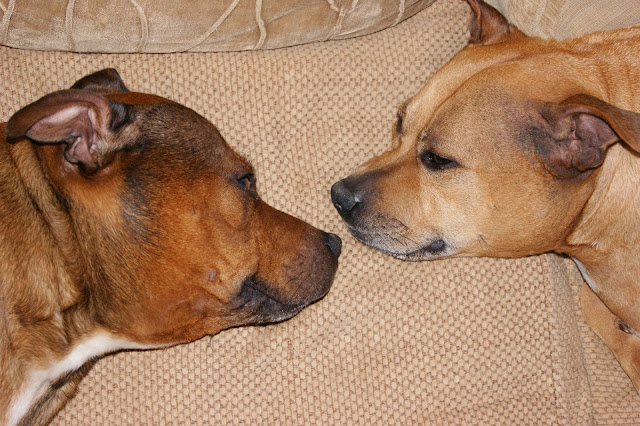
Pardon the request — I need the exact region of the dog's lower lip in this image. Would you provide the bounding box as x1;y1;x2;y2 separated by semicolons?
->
233;276;308;323
400;239;447;259
344;223;448;260
240;276;290;306
424;238;446;253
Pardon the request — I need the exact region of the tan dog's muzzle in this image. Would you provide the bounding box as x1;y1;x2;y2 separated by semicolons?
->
331;159;448;261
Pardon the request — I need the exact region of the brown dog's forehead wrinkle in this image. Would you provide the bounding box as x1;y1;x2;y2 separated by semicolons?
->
106;91;171;106
121;166;158;245
112;101;257;249
109;91;252;173
130;102;244;176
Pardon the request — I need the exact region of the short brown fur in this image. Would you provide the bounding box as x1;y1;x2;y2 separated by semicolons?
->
1;69;340;424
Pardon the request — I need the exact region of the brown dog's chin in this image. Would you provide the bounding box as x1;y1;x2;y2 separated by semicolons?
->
231;276;331;325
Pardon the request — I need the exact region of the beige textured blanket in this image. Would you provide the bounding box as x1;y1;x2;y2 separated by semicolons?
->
1;0;639;423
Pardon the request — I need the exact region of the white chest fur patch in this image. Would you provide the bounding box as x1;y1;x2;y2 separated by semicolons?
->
572;257;598;294
7;332;159;426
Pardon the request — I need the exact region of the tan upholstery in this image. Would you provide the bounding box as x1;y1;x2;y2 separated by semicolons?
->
1;0;639;423
486;0;640;40
0;0;434;52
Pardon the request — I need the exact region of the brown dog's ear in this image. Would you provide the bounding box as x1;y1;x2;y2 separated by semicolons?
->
539;94;640;176
5;89;130;174
466;0;516;45
71;68;130;95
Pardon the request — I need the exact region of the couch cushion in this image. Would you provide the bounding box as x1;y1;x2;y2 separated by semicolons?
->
486;0;640;40
0;0;435;52
1;0;639;423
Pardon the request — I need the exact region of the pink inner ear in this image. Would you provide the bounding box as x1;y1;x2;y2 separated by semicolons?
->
558;113;617;172
26;105;90;141
26;104;98;169
575;114;618;148
568;138;581;154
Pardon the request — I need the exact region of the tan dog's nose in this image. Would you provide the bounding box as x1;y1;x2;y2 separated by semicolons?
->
331;180;360;220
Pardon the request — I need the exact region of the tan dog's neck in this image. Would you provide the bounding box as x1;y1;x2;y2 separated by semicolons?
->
552;31;640;328
563;143;640;330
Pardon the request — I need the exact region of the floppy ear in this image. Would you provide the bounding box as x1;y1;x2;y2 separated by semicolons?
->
540;94;640;176
71;68;130;95
5;89;129;174
466;0;518;45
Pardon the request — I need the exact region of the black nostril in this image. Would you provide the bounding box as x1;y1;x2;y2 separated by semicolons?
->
323;232;342;257
331;180;359;215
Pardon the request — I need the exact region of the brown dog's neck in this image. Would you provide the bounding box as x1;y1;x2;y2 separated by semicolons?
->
4;141;90;308
562;144;640;329
0;141;115;386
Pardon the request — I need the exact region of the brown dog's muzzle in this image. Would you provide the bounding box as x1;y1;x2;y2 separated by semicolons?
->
232;202;341;324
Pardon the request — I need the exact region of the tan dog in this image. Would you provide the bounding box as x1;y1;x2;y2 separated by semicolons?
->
332;0;640;389
1;68;341;425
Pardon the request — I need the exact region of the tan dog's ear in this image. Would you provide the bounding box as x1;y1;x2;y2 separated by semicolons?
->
5;89;131;174
539;94;640;176
71;68;130;95
466;0;517;45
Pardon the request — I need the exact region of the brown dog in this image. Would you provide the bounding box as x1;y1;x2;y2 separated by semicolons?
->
332;0;640;389
1;68;341;425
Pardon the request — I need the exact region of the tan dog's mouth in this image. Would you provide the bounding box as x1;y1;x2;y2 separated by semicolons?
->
345;221;450;261
392;238;449;261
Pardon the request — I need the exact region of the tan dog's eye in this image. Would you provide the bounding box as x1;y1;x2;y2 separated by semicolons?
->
420;151;457;171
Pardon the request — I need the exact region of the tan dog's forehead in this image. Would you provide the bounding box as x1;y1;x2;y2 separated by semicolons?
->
402;52;584;168
400;44;522;140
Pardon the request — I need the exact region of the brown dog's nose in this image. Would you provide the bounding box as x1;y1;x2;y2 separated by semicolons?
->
323;232;342;257
331;180;360;218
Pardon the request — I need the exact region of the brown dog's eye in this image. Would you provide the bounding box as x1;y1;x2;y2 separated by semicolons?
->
421;151;457;170
236;173;255;190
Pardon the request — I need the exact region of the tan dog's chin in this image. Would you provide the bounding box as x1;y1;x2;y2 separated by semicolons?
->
347;224;452;260
391;239;451;261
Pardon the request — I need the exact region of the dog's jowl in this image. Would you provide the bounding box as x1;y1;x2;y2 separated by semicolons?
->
1;68;341;425
333;0;640;390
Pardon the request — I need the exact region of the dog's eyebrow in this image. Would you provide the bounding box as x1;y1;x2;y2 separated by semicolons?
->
395;103;407;135
419;129;440;148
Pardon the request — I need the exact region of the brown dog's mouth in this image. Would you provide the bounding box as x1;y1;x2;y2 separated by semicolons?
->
230;276;310;324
